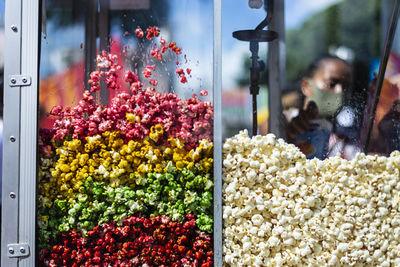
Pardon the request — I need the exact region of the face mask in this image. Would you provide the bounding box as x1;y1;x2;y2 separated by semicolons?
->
307;79;343;117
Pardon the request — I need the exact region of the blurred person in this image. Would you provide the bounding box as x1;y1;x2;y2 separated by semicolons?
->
282;89;302;122
377;100;400;154
287;55;362;159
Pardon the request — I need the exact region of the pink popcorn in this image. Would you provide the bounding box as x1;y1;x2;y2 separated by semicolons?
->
49;41;213;148
135;27;144;38
200;90;208;96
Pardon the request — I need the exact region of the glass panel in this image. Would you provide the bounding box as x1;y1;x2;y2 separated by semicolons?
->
284;0;385;160
365;10;400;156
37;1;214;265
222;0;269;139
222;1;400;266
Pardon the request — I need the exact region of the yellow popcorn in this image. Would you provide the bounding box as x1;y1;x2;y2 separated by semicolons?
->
38;128;213;201
126;113;141;124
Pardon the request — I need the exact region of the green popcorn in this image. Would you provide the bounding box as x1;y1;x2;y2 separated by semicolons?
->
200;191;212;208
55;199;67;211
84;176;94;188
184;191;197;205
77;193;88;203
196;213;213;233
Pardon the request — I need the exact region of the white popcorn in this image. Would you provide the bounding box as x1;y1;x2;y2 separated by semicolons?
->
223;130;400;266
251;214;264;226
267;236;280;247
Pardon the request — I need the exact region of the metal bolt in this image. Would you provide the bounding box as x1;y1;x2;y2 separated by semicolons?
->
11;25;18;32
19;247;25;254
10;136;16;142
9;192;16;199
8;247;14;254
22;77;27;83
10;78;16;84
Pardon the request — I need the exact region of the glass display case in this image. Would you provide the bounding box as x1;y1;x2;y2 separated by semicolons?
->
3;0;400;266
2;0;221;266
222;0;400;266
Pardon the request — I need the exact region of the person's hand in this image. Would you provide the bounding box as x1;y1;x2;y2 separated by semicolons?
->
287;101;318;142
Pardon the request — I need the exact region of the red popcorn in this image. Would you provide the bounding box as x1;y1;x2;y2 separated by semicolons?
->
150;48;163;61
149;79;158;86
168;42;182;55
40;215;213;266
200;90;208;96
186;68;192;75
176;68;189;84
135;27;144;38
160;38;166;46
124;70;139;84
180;76;188;84
146;26;160;40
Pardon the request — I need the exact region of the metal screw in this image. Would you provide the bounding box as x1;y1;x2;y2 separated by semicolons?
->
10;78;16;84
10;136;16;142
11;25;18;32
8;247;14;254
22;77;27;83
9;192;16;199
19;247;25;254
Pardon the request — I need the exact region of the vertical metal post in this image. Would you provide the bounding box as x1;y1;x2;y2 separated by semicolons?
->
381;0;391;51
267;0;285;137
2;0;40;266
2;0;22;265
99;0;110;104
19;0;40;265
85;0;98;92
213;0;223;266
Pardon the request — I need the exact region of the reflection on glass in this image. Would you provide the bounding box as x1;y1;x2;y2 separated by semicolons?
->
37;1;214;265
222;2;400;266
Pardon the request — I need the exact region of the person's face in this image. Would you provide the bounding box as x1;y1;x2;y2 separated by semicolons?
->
302;59;352;97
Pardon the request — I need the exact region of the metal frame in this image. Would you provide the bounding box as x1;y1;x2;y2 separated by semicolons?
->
99;0;111;103
213;0;223;266
84;0;98;92
267;0;285;138
2;0;40;266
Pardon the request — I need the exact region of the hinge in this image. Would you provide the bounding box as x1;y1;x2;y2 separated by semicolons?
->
7;244;30;258
8;75;32;87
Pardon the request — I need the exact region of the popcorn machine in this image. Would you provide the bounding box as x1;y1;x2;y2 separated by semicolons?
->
3;0;400;266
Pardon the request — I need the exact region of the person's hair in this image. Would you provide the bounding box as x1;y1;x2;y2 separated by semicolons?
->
303;55;350;79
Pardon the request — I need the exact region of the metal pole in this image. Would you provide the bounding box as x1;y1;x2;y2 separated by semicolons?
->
250;41;260;136
84;0;97;92
99;0;110;104
267;0;285;137
364;0;400;152
252;93;258;135
2;0;40;265
19;0;40;265
2;0;22;265
213;0;223;266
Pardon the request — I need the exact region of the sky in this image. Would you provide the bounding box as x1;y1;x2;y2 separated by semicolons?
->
285;0;342;29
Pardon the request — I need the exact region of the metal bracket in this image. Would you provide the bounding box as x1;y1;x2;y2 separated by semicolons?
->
8;75;32;87
7;244;30;258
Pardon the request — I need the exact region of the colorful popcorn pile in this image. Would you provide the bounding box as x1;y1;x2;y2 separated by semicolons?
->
223;130;400;266
38;27;213;266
